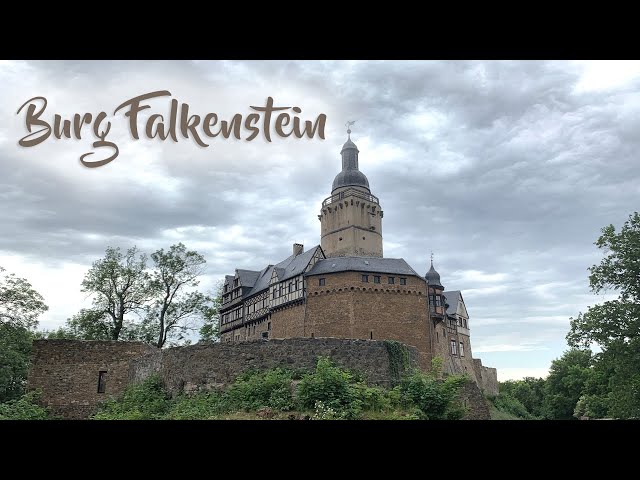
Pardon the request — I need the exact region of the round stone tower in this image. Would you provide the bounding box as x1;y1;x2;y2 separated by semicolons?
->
318;129;384;258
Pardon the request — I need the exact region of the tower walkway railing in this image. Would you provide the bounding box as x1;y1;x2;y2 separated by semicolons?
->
322;188;379;208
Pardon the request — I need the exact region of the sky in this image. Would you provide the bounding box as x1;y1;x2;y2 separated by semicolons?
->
1;60;639;381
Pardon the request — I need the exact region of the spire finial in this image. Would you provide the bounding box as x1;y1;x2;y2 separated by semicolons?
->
430;251;434;267
345;120;356;139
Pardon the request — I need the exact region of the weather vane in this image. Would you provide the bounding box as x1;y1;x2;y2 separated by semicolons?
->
345;120;356;138
431;251;434;266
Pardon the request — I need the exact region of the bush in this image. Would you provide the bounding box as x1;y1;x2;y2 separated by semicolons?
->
166;391;229;420
491;392;533;419
397;370;467;420
0;391;51;420
226;368;295;411
93;375;170;420
298;357;362;419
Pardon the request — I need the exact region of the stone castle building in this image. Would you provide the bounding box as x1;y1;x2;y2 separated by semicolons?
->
26;128;497;418
219;129;497;389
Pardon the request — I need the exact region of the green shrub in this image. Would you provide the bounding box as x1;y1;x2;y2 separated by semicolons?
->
0;391;51;420
298;357;362;419
397;370;467;420
491;392;533;419
93;375;170;420
226;368;294;411
166;390;229;419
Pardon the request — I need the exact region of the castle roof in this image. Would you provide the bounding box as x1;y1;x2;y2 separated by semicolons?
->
246;265;274;297
243;245;324;299
236;269;261;288
307;256;421;277
274;246;323;282
443;290;461;315
425;262;443;288
332;133;370;193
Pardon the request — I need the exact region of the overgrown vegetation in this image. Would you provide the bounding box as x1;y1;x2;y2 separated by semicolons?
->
384;340;413;384
87;357;469;420
0;391;52;420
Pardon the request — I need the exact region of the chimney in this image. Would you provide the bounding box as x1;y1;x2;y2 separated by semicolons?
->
293;243;304;256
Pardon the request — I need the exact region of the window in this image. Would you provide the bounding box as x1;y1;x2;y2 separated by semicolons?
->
373;275;381;284
233;279;238;287
450;339;457;355
295;278;300;290
362;274;369;283
268;322;271;331
319;278;326;286
97;371;107;393
388;277;395;284
436;331;439;342
370;331;373;340
279;285;283;297
460;340;465;357
224;284;228;292
289;282;293;293
272;289;276;299
400;278;407;285
262;331;269;339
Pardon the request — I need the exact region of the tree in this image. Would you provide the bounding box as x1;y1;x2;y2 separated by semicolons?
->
81;246;153;341
0;266;48;330
44;309;113;340
568;212;640;349
0;266;48;402
566;212;640;418
499;377;547;418
145;243;210;348
199;281;223;342
0;324;34;402
543;349;592;419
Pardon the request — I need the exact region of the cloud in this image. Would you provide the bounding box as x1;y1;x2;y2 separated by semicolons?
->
2;60;639;376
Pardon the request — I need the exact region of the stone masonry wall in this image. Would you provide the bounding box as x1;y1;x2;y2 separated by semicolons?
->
27;340;155;419
270;303;305;339
130;338;419;396
473;358;499;397
304;271;432;370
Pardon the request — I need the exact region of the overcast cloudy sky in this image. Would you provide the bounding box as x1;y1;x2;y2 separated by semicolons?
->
1;60;639;381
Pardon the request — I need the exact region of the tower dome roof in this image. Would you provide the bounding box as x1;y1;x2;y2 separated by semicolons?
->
425;260;443;288
332;133;370;192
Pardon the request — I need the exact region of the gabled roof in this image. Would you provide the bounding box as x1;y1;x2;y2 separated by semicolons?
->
247;265;274;297
243;245;324;298
273;246;323;282
236;269;261;288
307;257;421;277
443;290;461;316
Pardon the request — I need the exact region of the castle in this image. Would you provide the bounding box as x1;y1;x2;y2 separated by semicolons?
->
26;128;497;419
219;128;497;388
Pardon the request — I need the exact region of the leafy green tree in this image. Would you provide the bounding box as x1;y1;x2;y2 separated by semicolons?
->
0;325;34;402
568;212;640;349
146;243;210;348
566;212;640;418
80;246;153;340
0;266;48;330
543;349;592;419
499;377;546;418
0;267;48;402
199;281;222;342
